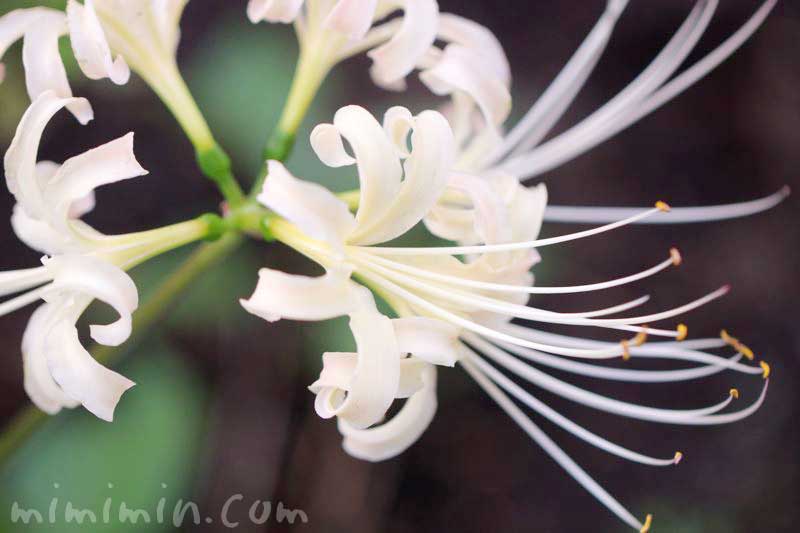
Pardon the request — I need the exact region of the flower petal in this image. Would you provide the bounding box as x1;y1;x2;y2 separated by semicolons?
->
324;106;404;234
420;44;511;131
436;13;511;86
240;267;370;323
258;160;356;245
21;303;79;415
368;0;439;88
310;352;428;400
349;109;455;245
20;11;94;124
43;297;135;421
42;254;138;347
325;0;379;40
247;0;305;24
4;92;92;220
508;182;548;242
392;317;461;366
45;132;148;235
310;123;356;167
67;0;131;85
324;308;401;429
338;364;437;462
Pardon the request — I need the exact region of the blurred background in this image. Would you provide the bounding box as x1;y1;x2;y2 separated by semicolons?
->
0;1;797;531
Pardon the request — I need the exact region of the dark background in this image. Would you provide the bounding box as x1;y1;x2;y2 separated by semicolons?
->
0;1;797;532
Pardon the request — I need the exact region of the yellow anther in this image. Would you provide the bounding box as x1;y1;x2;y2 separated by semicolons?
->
674;451;684;464
640;514;653;533
740;345;755;361
655;201;671;212
670;247;683;266
633;327;648;347
621;340;631;361
676;324;688;341
720;330;755;360
729;388;740;400
760;361;771;379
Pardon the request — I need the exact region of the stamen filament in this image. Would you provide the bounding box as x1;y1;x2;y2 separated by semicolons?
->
352;249;679;295
542;187;790;225
464;350;685;467
356;206;666;256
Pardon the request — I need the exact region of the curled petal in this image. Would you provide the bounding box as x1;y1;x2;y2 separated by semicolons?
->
0;8;92;123
392;317;461;366
66;0;131;85
349;109;455;245
310;123;356;167
21;303;79;415
329;106;404;234
42;254;138;347
258;161;356;246
4;92;93;220
508;182;548;243
338;364;438;462
241;268;371;323
368;0;439;88
309;308;401;429
382;106;414;158
310;352;426;400
46;132;148;234
325;0;379;40
420;44;511;131
247;0;304;24
436;13;511;86
43;301;135;421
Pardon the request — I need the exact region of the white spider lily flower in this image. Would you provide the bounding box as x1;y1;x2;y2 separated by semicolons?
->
246;104;771;531
1;91;213;420
0;7;94;124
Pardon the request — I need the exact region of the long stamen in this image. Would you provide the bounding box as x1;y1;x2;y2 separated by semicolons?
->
355;204;668;256
495;338;746;383
465;349;684;466
352;248;680;295
354;257;678;337
0;284;51;317
460;355;650;531
487;0;630;164
356;269;630;359
501;0;776;180
543;187;790;225
582;285;730;325
466;333;748;423
500;324;764;376
0;267;51;298
498;0;719;178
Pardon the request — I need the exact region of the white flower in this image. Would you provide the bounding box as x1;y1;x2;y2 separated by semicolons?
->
1;91;205;421
243;104;770;532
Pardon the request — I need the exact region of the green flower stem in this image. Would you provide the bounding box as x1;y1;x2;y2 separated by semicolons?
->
0;232;245;464
139;60;245;207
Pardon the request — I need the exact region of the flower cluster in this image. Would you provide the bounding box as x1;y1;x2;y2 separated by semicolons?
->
0;1;785;532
